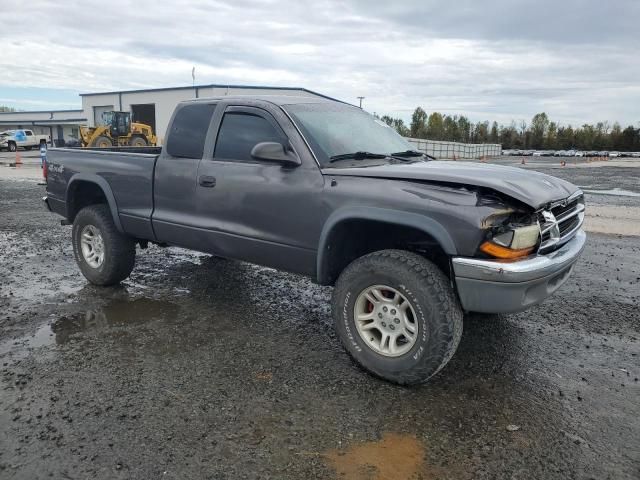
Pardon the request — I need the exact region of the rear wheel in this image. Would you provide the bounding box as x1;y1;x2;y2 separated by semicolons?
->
90;136;113;148
72;204;136;285
129;136;147;147
332;249;463;385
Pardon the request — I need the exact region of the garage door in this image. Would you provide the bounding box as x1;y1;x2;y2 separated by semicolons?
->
93;105;114;126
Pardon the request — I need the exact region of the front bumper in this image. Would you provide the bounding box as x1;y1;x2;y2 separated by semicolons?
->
452;229;586;313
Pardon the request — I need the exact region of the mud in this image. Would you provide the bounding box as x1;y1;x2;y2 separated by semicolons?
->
1;164;639;479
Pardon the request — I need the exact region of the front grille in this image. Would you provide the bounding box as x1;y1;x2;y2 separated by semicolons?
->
538;192;585;253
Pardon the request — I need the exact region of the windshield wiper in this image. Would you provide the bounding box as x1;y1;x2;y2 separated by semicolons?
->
329;151;388;163
390;150;425;157
390;150;436;161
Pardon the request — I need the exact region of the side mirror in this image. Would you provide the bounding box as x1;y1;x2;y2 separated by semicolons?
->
250;142;301;167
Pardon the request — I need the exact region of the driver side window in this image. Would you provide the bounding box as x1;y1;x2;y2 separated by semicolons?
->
214;112;285;163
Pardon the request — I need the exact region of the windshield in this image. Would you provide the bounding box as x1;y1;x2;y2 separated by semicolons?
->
284;102;415;166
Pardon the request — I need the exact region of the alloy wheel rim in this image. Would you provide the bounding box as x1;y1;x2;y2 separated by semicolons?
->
80;225;105;268
353;285;418;357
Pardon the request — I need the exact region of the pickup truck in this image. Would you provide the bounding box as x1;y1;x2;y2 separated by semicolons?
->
43;95;586;385
0;129;49;152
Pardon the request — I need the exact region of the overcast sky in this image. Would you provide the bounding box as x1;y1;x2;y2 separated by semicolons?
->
1;0;638;126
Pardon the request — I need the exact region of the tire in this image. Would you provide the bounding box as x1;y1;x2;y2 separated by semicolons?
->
332;249;463;385
90;136;113;148
72;204;136;286
129;136;147;147
8;142;16;152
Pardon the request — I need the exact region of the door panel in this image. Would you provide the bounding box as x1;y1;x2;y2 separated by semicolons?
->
193;106;325;275
151;102;217;249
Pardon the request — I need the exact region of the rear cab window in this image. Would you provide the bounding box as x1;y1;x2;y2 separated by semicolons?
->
166;103;216;159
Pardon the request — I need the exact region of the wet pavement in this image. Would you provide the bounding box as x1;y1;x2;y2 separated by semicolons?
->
1;161;639;479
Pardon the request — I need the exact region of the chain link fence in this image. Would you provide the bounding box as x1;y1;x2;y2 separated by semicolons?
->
405;138;502;160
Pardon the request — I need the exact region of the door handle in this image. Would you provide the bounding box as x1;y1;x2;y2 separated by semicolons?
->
198;175;216;188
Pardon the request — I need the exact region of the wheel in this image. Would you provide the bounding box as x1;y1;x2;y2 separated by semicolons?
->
129;136;147;147
90;136;113;148
72;204;136;285
8;142;16;152
332;249;463;385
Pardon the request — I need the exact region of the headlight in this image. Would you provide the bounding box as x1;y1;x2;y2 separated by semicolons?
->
480;224;540;259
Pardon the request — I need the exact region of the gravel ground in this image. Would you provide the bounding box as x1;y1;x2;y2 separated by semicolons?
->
0;159;639;480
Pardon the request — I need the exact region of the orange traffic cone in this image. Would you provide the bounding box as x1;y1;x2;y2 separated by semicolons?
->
521;157;526;165
561;160;566;167
15;150;22;166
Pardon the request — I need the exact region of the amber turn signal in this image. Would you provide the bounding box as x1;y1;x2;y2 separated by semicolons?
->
479;241;535;260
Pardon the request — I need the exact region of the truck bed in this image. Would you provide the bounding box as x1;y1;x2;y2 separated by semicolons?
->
45;147;160;239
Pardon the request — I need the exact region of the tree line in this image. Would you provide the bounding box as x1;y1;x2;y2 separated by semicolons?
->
378;108;640;152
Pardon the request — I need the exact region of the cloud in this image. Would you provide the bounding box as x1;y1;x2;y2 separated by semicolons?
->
0;0;638;126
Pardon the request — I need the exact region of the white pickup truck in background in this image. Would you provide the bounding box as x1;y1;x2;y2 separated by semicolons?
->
0;129;50;152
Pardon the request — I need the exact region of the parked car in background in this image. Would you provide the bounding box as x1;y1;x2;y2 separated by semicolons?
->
609;151;621;158
0;129;49;152
575;151;584;157
533;151;543;156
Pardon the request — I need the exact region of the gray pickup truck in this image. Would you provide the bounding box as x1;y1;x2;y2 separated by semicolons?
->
44;95;586;385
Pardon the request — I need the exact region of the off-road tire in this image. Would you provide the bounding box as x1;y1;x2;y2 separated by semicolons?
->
129;135;147;147
332;249;463;385
8;142;16;152
72;204;136;285
90;135;113;148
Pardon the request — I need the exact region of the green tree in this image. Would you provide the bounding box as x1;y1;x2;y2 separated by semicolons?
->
0;105;16;112
489;121;499;143
410;107;428;138
530;112;549;149
426;112;445;140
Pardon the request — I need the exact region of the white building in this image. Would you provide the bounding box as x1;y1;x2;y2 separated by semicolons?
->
1;84;332;146
0;109;87;146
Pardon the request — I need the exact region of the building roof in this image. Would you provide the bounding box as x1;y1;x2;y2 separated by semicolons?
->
79;83;340;101
0;109;83;115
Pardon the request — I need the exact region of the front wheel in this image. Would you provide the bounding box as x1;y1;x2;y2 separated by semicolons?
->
90;136;113;148
332;250;463;385
129;136;147;147
8;142;16;152
72;204;136;285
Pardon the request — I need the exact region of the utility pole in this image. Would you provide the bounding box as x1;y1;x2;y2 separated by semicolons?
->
357;96;365;109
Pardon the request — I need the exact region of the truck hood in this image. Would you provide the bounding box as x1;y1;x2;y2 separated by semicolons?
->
322;161;579;209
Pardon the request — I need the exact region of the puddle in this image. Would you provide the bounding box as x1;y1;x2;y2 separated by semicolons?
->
0;297;179;362
0;322;55;361
51;297;179;344
581;187;640;198
324;432;435;480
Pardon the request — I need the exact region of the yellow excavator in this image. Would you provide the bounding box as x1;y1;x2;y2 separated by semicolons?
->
79;111;157;148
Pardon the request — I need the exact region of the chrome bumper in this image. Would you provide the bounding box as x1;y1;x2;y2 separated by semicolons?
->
452;230;586;313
